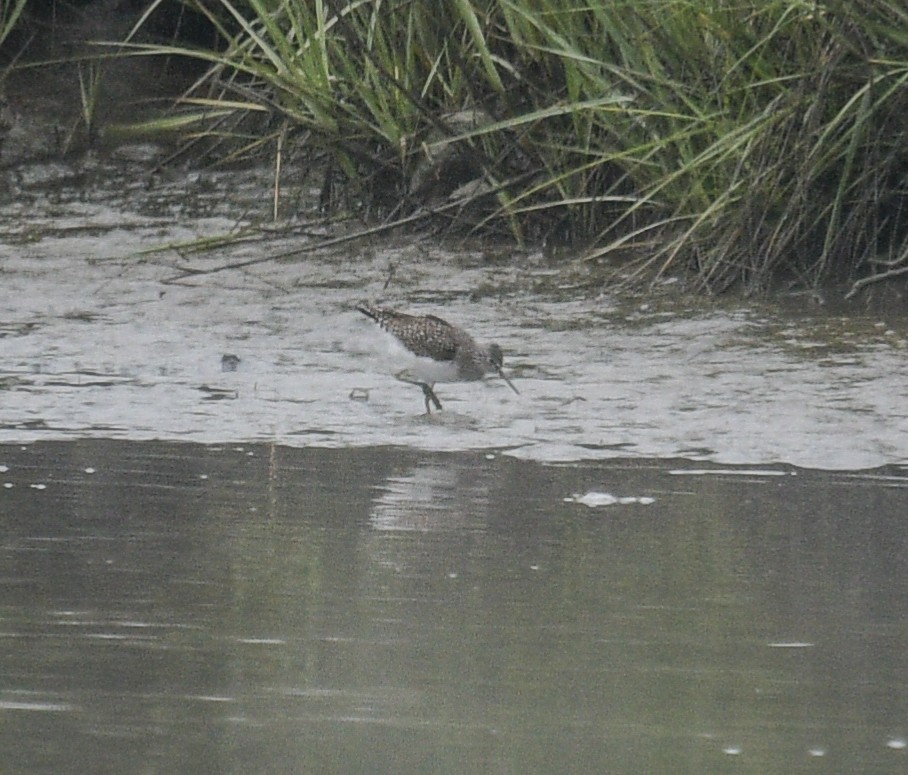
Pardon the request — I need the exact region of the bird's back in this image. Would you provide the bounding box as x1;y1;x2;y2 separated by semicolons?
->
357;304;460;362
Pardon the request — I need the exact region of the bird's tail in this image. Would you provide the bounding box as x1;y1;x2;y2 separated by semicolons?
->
356;303;381;323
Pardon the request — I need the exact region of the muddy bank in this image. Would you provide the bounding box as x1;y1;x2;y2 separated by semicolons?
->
1;155;907;469
1;0;206;164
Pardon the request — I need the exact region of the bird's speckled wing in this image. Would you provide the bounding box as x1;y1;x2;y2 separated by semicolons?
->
358;305;458;362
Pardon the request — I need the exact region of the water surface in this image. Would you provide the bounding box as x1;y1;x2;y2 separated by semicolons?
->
2;155;907;775
1;441;907;774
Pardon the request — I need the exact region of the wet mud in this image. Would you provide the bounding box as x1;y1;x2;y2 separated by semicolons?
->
2;156;907;469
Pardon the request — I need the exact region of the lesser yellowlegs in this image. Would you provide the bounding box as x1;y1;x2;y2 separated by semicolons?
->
357;304;519;413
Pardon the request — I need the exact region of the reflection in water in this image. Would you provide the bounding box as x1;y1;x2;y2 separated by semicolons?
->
369;458;494;532
0;441;907;774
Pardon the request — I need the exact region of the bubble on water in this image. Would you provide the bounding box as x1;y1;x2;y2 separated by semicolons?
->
0;465;8;472
566;491;656;508
84;467;95;474
30;483;46;490
3;482;12;489
570;492;618;507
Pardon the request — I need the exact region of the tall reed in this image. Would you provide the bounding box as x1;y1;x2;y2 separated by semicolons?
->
128;0;908;295
0;0;27;48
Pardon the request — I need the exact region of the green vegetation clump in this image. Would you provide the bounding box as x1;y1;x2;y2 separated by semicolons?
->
90;1;908;294
0;0;27;47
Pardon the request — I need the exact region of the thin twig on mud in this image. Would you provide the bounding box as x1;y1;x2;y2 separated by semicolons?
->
161;192;500;283
161;211;427;283
844;262;908;300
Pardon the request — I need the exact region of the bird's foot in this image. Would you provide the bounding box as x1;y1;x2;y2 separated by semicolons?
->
395;371;443;413
420;383;443;414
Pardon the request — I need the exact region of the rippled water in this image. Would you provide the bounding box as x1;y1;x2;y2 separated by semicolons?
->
1;441;907;774
2;155;907;469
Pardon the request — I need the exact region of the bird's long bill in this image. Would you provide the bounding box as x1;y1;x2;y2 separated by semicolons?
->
497;367;520;394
